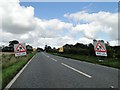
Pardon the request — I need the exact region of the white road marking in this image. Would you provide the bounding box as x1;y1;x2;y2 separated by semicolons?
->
58;56;118;71
110;86;114;88
61;63;92;78
51;58;57;62
5;54;37;89
42;53;57;62
42;53;49;57
44;55;50;58
47;56;50;58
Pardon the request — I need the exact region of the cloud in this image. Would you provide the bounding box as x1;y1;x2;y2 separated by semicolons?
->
109;40;119;46
1;1;119;48
1;1;36;34
34;18;73;38
64;11;118;40
73;22;102;39
78;37;93;44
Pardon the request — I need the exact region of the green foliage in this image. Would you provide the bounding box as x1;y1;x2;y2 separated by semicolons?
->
9;40;19;47
37;47;44;52
45;45;52;52
2;60;26;89
26;45;33;52
1;52;36;89
47;42;120;60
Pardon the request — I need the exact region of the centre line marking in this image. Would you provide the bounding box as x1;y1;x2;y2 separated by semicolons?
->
61;63;92;78
51;58;57;62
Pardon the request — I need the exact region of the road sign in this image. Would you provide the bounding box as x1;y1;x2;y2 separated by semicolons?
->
59;47;64;52
14;43;26;57
93;41;107;56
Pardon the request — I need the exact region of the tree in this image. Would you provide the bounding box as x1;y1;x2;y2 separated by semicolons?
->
44;45;48;51
44;45;52;52
9;40;19;48
26;45;33;52
74;43;88;49
113;46;120;59
88;43;95;56
63;44;73;49
52;47;57;53
37;47;44;52
2;46;14;52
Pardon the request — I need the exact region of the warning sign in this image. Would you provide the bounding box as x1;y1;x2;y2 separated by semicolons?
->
16;44;26;52
93;40;107;56
14;43;26;57
59;47;64;52
95;41;106;52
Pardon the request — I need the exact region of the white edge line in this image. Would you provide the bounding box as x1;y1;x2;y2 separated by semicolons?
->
61;63;92;78
52;58;57;62
4;53;37;89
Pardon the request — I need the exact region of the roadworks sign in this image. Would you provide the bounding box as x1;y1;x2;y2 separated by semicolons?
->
93;41;107;56
59;47;64;52
14;43;26;57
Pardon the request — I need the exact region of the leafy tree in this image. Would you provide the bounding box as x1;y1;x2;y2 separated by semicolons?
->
88;43;95;56
74;43;88;49
45;41;120;60
37;47;44;52
2;46;14;52
9;40;19;48
52;47;57;53
26;45;33;52
44;45;52;52
113;46;120;59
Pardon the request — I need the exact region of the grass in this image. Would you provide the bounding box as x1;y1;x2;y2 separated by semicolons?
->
49;52;120;69
2;54;17;69
0;53;2;68
0;53;2;89
1;51;37;89
2;60;26;89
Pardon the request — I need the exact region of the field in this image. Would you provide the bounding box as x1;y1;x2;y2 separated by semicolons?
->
49;52;120;69
1;51;37;89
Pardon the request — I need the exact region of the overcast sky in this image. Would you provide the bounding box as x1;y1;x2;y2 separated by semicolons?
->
0;0;119;48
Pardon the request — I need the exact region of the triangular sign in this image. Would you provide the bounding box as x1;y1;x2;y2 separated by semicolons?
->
16;44;26;52
95;42;106;52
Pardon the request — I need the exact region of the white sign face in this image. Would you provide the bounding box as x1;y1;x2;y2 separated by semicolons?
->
93;41;107;56
14;43;26;57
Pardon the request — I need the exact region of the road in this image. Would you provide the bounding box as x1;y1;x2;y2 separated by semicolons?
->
9;52;118;88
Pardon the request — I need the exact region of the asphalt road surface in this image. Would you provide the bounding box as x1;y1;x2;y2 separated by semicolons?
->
10;52;118;88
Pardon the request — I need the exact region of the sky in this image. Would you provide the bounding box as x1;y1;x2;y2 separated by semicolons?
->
0;0;119;48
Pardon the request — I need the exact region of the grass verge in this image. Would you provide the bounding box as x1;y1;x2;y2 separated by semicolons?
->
49;52;120;69
2;51;37;89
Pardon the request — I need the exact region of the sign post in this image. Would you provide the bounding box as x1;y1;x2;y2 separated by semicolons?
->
93;40;107;57
14;43;27;57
